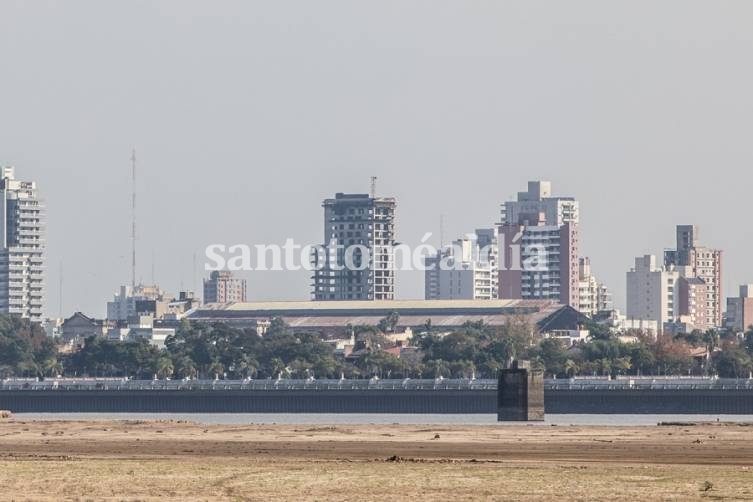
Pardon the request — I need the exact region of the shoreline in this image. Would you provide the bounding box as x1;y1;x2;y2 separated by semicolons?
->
8;411;753;427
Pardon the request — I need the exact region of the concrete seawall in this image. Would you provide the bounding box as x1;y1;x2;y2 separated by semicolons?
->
0;390;496;414
547;389;753;414
2;388;753;414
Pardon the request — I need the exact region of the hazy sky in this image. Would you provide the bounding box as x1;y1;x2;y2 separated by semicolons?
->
1;1;752;317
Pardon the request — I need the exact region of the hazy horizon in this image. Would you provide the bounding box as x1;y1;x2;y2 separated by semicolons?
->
2;1;752;318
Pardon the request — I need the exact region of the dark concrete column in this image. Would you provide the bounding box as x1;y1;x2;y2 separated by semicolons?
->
497;360;545;421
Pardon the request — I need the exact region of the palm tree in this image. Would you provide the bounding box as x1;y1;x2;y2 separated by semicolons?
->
456;360;476;379
426;359;450;378
208;361;225;380
156;358;174;380
270;357;285;378
176;357;198;380
564;359;579;378
703;329;720;353
377;311;400;333
240;356;259;379
361;352;380;377
598;358;612;377
42;358;63;378
423;318;432;334
614;357;632;376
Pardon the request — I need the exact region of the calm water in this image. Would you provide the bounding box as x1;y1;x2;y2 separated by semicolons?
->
13;413;753;426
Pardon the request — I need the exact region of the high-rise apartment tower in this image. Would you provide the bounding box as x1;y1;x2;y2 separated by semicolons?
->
312;192;396;301
0;167;45;321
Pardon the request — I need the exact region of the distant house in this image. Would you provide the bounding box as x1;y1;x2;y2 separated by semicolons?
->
689;346;712;366
384;327;413;346
546;329;590;347
107;315;176;349
324;334;356;358
60;312;109;345
537;305;591;334
344;348;370;364
537;306;593;346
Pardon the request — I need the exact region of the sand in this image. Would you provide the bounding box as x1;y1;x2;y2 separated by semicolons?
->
1;419;753;500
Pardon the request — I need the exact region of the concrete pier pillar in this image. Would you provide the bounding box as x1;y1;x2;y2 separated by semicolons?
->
497;360;545;421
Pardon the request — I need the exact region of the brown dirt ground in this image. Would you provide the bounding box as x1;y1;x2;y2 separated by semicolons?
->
1;419;753;501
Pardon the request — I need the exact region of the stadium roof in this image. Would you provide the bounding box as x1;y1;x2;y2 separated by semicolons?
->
187;299;570;332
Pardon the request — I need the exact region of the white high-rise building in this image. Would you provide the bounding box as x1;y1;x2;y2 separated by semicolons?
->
578;257;613;317
0;167;45;322
664;225;723;328
425;229;498;300
626;255;679;327
500;181;579;227
497;181;580;307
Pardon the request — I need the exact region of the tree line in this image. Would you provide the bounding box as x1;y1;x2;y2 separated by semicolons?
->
1;314;753;379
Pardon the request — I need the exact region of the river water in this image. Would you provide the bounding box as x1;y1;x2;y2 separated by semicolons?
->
12;413;753;426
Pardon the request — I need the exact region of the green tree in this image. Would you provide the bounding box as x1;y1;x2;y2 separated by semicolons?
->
155;357;174;379
175;357;198;379
534;338;569;377
377;311;400;333
269;357;286;378
743;326;753;356
208;361;225;380
425;359;451;378
712;347;752;378
564;359;579;378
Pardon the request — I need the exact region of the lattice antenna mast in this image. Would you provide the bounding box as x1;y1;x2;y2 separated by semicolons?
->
59;260;63;318
440;214;445;248
131;149;137;289
370;176;377;198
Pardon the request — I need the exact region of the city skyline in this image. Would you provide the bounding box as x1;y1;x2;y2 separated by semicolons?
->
4;4;753;499
1;162;743;326
1;2;752;317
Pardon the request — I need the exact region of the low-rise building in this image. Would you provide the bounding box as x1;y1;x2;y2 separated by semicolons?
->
163;291;202;320
107;315;176;349
663;316;699;336
43;318;63;338
107;284;171;321
592;309;659;338
545;329;590;346
384;327;414;346
60;312;109;343
324;333;356;358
